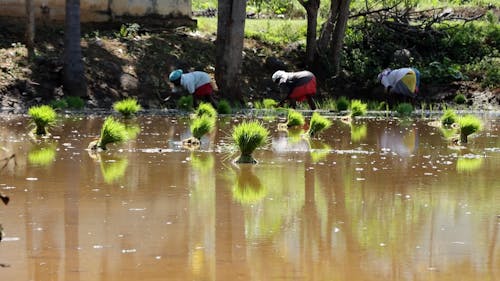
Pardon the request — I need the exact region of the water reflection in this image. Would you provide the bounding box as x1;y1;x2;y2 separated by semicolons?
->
27;143;57;167
0;116;498;281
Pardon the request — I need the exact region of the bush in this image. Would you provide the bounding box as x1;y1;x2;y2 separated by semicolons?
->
217;99;232;114
336;96;350;111
232;120;269;164
454;93;466;104
28;105;57;135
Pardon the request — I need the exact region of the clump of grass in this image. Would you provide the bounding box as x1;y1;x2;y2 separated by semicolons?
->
93;117;128;150
350;99;367;117
336;96;349;111
113;98;142;118
191;114;216;140
396;103;413;118
458;115;482;143
454;93;467;104
28;105;57;135
307;112;332;137
287;109;305;127
263;98;278;109
177;95;193;111
217;99;232;114
441;109;458;126
195;102;218;118
232;120;269;164
50;96;85;110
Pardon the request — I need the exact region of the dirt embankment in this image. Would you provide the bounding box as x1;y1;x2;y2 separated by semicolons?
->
0;17;498;113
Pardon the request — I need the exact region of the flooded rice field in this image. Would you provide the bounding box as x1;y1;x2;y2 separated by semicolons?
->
0;113;499;281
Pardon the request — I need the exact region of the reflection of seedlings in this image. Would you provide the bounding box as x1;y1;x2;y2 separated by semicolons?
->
28;144;57;167
350;124;367;143
195;102;217;118
113;98;142;118
28;105;57;135
100;156;129;184
456;155;483;173
440;109;458;126
287;109;305;127
89;117;129;150
310;142;330;163
124;123;141;140
288;127;305;143
232;167;266;205
191;152;214;173
232;120;269;164
307;112;332;137
458;115;482;144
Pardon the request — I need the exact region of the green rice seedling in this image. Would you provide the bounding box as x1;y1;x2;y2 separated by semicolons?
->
232;120;269;164
287;109;305;127
350;99;367;117
28;144;57;167
191;114;216;140
441;109;458;126
28;105;57;135
318;98;336;110
94;117;128;150
113;98;142;118
307;112;332;137
336;96;349;111
177;95;193;111
263;98;278;109
454;93;466;104
217;99;232;114
195;102;218;118
458;114;482;143
396;103;413;118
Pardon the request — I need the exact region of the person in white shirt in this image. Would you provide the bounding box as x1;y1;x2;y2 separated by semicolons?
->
377;67;420;97
169;69;218;107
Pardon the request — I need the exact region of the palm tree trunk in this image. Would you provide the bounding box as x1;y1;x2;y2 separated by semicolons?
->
63;0;87;97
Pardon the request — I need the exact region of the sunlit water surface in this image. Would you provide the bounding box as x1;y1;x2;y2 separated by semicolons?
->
0;114;499;281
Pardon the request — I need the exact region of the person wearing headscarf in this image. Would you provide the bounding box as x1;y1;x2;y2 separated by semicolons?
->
377;67;420;97
168;69;218;107
272;70;317;110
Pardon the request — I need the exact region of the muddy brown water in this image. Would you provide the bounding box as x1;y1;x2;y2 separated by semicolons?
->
0;114;499;281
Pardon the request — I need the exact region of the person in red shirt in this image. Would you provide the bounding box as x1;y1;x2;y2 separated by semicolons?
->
272;70;317;110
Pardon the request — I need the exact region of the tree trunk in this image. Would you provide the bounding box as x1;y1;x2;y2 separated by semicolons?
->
329;0;351;75
317;0;340;53
63;0;87;97
298;0;320;66
25;0;35;59
215;0;247;103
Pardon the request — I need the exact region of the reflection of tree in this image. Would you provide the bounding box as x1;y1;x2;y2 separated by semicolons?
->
28;143;57;167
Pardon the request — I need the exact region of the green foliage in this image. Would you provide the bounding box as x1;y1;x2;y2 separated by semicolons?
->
350;99;367;117
28;105;57;135
196;102;218;119
98;117;128;150
191;114;216;140
441;109;459;126
263;98;278;109
232;120;269;163
454;93;466;104
422;60;464;83
113;98;142;118
336;96;350;111
287;109;305;127
396;103;413;117
307;112;332;137
116;23;141;39
177;95;194;111
464;54;500;88
458;114;482;143
217;99;232;114
65;96;85;109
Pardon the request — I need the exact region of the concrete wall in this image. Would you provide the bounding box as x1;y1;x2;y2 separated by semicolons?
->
0;0;191;22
